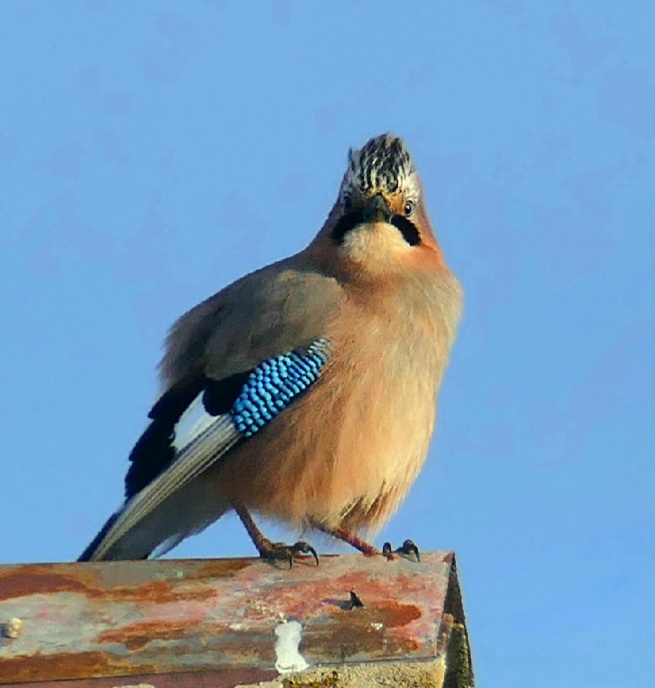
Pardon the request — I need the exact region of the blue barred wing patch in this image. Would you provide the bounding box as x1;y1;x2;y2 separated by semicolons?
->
230;338;332;438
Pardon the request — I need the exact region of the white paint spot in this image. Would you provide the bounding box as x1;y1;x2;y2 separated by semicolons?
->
274;620;309;674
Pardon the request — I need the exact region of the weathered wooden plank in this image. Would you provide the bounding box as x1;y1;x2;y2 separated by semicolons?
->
0;552;472;687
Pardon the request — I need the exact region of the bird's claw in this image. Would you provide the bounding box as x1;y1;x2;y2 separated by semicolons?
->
290;540;320;566
382;539;420;562
261;539;319;568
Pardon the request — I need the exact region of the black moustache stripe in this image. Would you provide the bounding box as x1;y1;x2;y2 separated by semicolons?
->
331;210;421;247
391;215;421;246
331;209;366;244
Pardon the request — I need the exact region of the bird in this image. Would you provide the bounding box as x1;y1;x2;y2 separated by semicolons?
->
79;133;462;564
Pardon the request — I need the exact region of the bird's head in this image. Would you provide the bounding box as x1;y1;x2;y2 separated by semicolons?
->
312;134;443;277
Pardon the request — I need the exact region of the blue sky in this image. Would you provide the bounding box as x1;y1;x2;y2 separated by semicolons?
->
1;1;654;685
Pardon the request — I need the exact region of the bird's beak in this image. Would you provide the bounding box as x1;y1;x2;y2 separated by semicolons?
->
362;194;392;223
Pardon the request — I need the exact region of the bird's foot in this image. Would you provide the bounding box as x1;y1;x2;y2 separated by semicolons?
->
257;538;319;568
234;503;319;568
382;539;420;562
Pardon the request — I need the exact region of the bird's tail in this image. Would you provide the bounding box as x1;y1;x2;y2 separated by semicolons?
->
78;506;161;561
78;511;124;561
78;488;232;562
77;505;213;561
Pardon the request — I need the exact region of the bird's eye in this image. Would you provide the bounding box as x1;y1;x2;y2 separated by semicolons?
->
343;195;353;212
404;200;415;217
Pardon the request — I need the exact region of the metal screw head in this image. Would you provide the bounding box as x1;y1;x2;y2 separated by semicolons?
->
2;618;22;639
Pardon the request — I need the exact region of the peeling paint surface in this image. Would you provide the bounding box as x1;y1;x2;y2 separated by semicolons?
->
0;552;470;685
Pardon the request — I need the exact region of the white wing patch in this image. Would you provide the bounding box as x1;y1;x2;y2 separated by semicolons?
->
172;392;218;452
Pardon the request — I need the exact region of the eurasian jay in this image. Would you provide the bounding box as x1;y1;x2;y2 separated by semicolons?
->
79;134;462;563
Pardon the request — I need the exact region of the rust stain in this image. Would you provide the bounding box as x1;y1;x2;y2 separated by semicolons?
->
0;572;213;605
96;619;275;658
0;650;156;683
97;619;205;652
186;559;252;579
0;570;89;601
364;601;422;628
226;561;439;623
107;580;215;603
0;560;250;604
1;666;279;688
302;601;423;663
305;623;419;662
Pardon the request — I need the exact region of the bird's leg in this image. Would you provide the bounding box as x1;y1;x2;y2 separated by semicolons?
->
313;523;382;556
315;523;420;562
233;504;318;567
